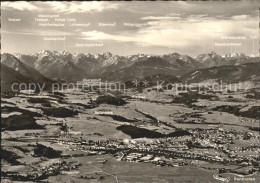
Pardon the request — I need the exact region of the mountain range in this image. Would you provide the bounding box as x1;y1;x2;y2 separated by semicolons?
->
1;50;259;92
182;62;260;84
1;53;52;83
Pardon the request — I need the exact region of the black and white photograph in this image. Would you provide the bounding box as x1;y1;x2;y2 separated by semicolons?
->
1;1;260;182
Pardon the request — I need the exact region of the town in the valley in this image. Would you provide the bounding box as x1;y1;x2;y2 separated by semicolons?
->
2;76;260;182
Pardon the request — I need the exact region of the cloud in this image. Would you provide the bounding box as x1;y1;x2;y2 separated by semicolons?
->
80;29;184;48
2;1;119;13
81;31;133;42
2;1;38;11
2;1;258;56
2;30;72;36
141;16;181;20
141;14;214;23
45;2;119;13
232;15;248;20
80;14;258;50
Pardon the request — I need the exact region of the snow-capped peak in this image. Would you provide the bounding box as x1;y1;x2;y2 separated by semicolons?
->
103;52;113;58
41;49;53;56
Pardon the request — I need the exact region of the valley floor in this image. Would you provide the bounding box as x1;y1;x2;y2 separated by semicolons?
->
1;85;260;183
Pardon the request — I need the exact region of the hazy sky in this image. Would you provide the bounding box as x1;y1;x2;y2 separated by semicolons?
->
2;1;259;56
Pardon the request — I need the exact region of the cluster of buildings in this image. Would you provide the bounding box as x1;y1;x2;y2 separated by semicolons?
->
4;158;79;181
51;126;259;175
